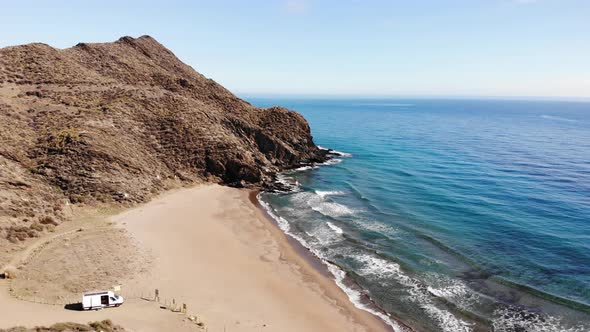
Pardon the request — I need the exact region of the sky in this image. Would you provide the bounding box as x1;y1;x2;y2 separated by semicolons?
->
1;0;589;98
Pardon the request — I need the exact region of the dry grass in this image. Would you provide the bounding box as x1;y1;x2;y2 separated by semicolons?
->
10;226;151;303
0;319;127;332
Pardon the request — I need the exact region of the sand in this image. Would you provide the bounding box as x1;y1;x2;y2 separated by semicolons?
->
0;184;388;332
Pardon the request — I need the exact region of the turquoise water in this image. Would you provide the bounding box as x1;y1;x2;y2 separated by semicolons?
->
248;98;590;332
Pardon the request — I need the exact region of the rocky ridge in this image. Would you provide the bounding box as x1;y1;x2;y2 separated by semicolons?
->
0;35;327;248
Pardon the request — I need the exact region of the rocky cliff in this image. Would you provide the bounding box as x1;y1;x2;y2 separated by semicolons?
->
0;35;326;244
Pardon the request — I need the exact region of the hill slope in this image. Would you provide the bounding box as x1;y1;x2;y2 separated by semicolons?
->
0;35;326;245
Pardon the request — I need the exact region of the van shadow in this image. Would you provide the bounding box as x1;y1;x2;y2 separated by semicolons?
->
64;302;83;311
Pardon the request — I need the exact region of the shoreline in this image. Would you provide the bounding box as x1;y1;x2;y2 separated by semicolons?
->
114;184;391;332
0;184;390;331
248;190;398;331
251;190;416;332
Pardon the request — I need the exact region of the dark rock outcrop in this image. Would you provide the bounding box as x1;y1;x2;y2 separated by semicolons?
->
0;35;326;236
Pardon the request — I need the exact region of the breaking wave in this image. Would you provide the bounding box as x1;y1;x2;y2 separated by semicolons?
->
291;191;356;218
257;193;407;332
354;254;473;332
294;165;318;171
492;308;588;332
327;221;344;235
315;190;345;198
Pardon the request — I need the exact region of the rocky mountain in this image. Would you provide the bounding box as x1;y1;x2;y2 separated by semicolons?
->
0;35;326;244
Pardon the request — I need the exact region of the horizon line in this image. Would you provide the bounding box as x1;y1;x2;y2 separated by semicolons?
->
236;92;590;102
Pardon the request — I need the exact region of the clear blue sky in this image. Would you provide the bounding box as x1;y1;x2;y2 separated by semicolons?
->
1;0;589;98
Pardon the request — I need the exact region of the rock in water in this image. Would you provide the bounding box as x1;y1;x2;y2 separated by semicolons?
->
0;35;327;227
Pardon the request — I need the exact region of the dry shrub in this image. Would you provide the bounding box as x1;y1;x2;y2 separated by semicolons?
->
0;327;27;332
0;320;124;332
47;128;81;152
45;322;93;331
5;225;38;243
39;215;59;225
30;222;44;232
88;320;116;331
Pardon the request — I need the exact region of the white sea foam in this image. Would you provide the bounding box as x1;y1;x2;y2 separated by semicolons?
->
320;158;343;166
275;174;300;191
326;263;409;332
257;194;311;249
329;150;353;157
257;194;409;331
295;165;318;171
492;308;588;332
259;191;473;332
317;145;352;157
259;193;343;251
291;191;356;218
427;283;469;301
315;190;345;198
353;219;400;236
308;224;342;246
327;222;344;235
355;254;473;332
311;201;354;217
355;254;403;279
425;274;479;310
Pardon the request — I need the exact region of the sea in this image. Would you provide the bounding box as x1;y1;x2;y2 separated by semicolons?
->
247;97;590;332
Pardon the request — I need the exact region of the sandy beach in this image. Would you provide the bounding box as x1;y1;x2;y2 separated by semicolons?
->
0;184;388;332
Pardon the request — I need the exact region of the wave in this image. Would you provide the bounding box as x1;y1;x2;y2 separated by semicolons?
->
315;190;345;198
274;173;300;191
490;275;590;313
425;273;481;310
317;145;353;158
540;115;579;123
294;165;318;171
354;254;473;332
257;193;407;332
319;158;343;166
257;194;311;249
313;200;354;217
259;192;590;332
327;221;344;235
291;191;356;218
492;307;588;332
326;263;409;332
329;150;353;157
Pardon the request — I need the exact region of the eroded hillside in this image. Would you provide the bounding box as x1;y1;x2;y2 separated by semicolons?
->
0;35;325;254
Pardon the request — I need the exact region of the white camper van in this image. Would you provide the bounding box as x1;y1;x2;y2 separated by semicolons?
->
82;291;124;310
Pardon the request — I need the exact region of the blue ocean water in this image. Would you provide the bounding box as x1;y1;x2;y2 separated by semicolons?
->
248;98;590;332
